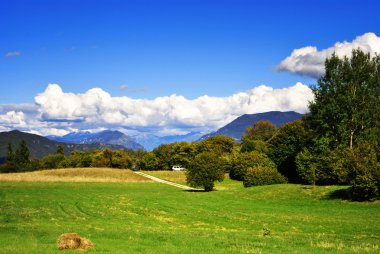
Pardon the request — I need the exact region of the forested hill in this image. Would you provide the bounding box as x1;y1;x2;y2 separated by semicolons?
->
200;111;303;141
0;130;125;162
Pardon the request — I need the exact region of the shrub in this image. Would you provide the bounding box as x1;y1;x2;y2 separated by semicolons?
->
349;174;379;201
40;154;65;169
186;152;224;191
230;151;276;181
243;166;287;187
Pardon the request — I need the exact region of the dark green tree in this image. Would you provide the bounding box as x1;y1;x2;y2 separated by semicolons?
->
56;145;64;155
268;119;310;181
6;142;14;162
186;152;225;191
15;140;30;165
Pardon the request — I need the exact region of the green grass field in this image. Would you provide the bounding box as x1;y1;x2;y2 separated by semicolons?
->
1;169;379;253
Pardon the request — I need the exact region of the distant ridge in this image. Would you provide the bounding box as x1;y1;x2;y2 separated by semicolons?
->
132;132;203;151
200;111;303;141
47;130;144;151
0;130;125;162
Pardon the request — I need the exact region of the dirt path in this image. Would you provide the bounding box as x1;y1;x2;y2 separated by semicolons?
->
133;171;199;191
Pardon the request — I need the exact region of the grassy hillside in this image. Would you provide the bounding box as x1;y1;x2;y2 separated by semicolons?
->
0;172;379;253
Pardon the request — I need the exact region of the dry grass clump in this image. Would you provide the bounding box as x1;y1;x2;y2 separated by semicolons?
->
0;168;152;183
57;233;94;251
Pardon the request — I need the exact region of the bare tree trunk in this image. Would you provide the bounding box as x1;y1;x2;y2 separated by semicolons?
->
350;130;354;149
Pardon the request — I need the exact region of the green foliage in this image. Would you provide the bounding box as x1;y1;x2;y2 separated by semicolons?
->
268;120;309;180
197;135;235;155
242;120;276;142
56;145;64;155
6;142;14;162
243;166;287;187
344;142;380;201
153;143;174;170
349;174;379;201
140;152;159;170
240;139;269;154
40;154;65;169
15;140;30;165
295;147;350;185
186;152;224;191
230;151;276;181
111;150;132;169
308;49;380;149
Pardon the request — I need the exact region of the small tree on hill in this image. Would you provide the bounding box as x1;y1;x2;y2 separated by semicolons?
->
186;152;224;191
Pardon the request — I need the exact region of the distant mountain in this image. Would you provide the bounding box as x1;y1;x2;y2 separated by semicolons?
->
47;130;144;151
200;111;303;141
0;130;125;162
133;132;203;151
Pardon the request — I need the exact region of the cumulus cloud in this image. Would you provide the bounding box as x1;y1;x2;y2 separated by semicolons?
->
276;32;380;78
5;51;21;57
0;111;26;126
34;83;314;135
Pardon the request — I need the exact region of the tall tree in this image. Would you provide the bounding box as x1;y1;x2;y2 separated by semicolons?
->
15;140;30;165
308;49;380;149
6;142;14;162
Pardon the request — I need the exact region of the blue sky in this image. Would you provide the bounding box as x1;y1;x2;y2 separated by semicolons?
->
0;0;379;136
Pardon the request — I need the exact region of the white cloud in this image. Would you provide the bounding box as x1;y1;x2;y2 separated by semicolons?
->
276;32;380;78
34;83;314;135
0;111;26;126
5;51;21;57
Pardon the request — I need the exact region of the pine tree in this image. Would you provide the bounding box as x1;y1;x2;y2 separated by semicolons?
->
6;142;14;162
15;140;30;165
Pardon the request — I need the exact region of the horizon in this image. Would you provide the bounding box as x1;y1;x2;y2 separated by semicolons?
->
1;0;380;137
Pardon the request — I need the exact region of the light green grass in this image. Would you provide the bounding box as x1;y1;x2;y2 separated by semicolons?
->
0;174;379;253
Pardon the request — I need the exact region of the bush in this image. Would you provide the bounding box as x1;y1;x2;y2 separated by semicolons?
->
230;151;276;181
40;154;65;169
295;147;350;185
243;166;287;187
349;174;379;201
186;152;224;191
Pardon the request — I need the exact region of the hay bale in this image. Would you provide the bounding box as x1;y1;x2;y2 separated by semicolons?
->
58;233;94;251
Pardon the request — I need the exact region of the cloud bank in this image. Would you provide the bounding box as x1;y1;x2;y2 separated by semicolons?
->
30;83;313;136
276;32;380;78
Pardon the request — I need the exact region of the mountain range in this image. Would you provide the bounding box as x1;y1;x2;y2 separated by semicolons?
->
0;130;125;162
0;111;303;160
132;132;203;151
47;130;144;151
199;111;303;141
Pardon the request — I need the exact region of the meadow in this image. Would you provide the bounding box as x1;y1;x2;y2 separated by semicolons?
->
0;169;379;253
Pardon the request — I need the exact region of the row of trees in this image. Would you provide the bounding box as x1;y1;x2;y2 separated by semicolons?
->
0;142;144;173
